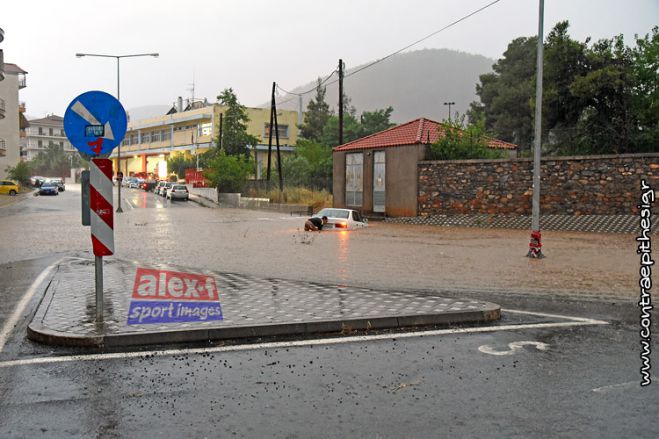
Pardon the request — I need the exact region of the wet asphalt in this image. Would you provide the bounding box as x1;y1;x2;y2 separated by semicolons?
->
0;187;656;438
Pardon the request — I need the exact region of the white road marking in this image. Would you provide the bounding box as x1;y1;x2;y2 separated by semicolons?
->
592;381;638;393
124;198;135;209
504;308;608;324
478;340;550;356
0;259;61;353
0;309;608;368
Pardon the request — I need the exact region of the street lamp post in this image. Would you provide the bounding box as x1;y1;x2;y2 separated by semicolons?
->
443;101;455;124
75;52;159;213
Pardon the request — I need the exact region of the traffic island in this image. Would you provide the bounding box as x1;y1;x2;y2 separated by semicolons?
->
27;257;501;348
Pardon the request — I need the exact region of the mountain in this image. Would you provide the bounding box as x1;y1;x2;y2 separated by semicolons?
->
272;49;495;124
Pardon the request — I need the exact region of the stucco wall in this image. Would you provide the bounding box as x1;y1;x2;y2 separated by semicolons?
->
0;72;20;179
418;153;659;216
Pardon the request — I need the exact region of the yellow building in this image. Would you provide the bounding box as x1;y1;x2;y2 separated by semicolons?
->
110;100;298;179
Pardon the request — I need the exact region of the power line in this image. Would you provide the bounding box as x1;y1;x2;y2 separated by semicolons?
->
344;0;503;80
273;0;503;105
276;69;337;97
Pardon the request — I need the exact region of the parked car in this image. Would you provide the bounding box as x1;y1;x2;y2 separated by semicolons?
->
142;180;157;192
38;181;59;196
159;182;173;196
30;176;46;187
312;208;368;230
166;184;189;201
0;180;20;196
48;178;65;192
154;181;166;194
122;177;137;188
129;178;144;189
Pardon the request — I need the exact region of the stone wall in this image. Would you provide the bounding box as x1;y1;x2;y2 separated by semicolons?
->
418;153;659;216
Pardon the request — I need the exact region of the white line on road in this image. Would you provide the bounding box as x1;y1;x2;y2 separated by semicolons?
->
0;309;608;368
0;259;61;353
592;381;638;393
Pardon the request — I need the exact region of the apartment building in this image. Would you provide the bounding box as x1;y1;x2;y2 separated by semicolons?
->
23;114;76;161
111;99;299;179
0;27;28;178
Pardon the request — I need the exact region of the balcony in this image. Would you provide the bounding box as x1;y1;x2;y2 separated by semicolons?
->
18;72;27;89
0;139;6;157
0;98;5;120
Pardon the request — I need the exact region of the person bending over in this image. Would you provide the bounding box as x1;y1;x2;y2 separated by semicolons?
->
305;216;328;231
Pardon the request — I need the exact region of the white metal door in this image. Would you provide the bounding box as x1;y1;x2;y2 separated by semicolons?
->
373;151;385;213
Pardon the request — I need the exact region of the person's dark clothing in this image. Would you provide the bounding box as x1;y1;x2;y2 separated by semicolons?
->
308;217;324;230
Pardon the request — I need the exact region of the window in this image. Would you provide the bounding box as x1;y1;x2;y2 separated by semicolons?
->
200;123;212;136
152;131;161;142
38;140;43;148
345;153;363;206
38;127;43;135
131;134;138;145
49;128;54;136
142;132;151;143
60;129;65;136
264;123;289;139
161;129;171;141
59;142;63;147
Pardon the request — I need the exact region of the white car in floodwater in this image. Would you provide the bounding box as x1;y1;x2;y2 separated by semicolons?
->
313;208;368;230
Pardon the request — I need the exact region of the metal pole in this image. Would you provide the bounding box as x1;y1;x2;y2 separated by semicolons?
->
95;256;103;322
116;56;124;213
267;83;275;182
338;59;344;146
531;0;544;232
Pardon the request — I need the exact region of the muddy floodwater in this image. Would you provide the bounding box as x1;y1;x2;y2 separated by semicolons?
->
0;191;635;299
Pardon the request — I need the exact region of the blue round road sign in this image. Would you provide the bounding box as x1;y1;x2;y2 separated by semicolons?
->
64;91;127;158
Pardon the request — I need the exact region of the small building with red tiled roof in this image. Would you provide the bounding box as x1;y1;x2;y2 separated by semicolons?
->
332;117;516;217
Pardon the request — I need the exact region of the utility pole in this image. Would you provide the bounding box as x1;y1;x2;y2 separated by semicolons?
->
273;95;283;192
338;59;344;146
218;113;223;150
528;0;545;258
443;101;455;124
298;94;303;126
267;82;275;184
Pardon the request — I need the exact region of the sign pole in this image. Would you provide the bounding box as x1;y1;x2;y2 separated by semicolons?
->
64;91;126;325
95;256;103;322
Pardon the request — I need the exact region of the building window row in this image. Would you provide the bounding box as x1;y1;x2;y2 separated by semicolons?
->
33;127;65;137
122;129;171;146
264;123;289;139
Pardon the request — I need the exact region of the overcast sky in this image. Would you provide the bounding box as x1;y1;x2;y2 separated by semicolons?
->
3;0;657;118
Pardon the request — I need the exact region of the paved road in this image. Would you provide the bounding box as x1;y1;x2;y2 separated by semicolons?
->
0;257;656;438
0;186;655;438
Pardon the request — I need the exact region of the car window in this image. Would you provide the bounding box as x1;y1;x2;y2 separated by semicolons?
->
353;211;363;222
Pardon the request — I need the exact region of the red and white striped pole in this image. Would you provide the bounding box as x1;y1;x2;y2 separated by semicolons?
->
90;158;114;322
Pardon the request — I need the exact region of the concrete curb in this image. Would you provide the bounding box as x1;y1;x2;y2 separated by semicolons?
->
26;257;501;348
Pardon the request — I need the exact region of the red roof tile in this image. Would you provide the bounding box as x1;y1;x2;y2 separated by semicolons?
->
333;117;516;152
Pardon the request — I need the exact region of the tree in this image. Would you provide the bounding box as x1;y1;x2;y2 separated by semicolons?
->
359;106;395;137
469;36;537;153
320;114;361;147
216;88;259;158
166;154;196;179
30;142;79;177
5;161;31;186
629;26;658;151
472;21;658;156
203;150;253;193
299;79;332;143
428;115;506;160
